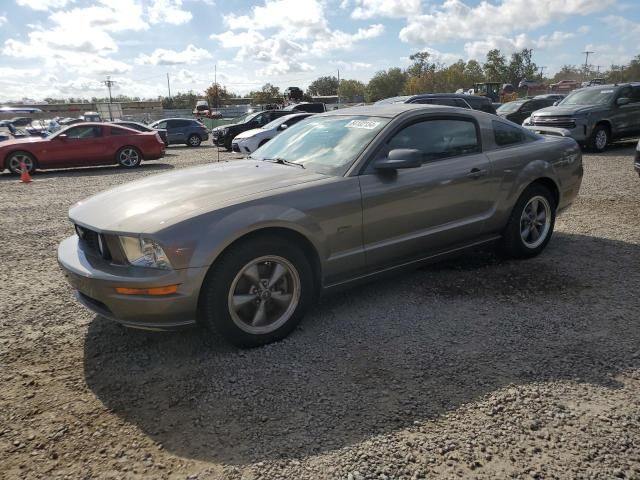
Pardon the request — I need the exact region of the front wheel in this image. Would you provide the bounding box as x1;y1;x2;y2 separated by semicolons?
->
187;134;201;147
7;151;36;174
588;124;609;152
498;184;556;259
117;147;142;168
200;236;314;347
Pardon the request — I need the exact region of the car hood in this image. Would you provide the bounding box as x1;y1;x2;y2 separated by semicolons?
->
532;105;606;116
0;136;46;148
69;160;332;234
234;128;267;140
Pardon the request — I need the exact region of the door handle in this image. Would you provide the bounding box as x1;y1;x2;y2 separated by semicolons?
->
466;168;487;179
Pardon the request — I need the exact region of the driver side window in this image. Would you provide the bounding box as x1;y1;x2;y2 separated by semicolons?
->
65;126;102;138
384;118;481;163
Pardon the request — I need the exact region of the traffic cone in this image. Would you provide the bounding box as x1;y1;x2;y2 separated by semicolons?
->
20;161;32;183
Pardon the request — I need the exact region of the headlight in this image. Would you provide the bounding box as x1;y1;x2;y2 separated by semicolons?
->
119;236;172;270
522;116;532;126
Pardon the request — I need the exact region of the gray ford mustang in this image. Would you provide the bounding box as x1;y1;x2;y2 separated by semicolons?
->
58;104;583;347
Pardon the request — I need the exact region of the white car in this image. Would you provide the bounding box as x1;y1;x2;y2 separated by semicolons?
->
232;113;313;154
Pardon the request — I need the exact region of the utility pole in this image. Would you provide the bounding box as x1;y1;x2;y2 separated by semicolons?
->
582;50;594;71
166;73;171;100
337;68;340;108
539;66;547;79
102;75;116;121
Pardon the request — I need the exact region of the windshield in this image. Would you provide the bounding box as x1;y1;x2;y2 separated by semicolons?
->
252;115;389;176
497;101;525;114
560;88;616;106
262;114;305;130
230;112;259;124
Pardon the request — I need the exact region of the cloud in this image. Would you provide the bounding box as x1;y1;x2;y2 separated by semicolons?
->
0;15;6;26
136;44;212;65
534;31;575;49
347;0;422;19
15;0;75;10
335;61;373;71
212;0;383;76
148;0;193;25
604;15;640;40
463;31;575;60
577;25;591;34
399;0;614;45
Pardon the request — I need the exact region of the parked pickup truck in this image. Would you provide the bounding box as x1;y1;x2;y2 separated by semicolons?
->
523;83;640;152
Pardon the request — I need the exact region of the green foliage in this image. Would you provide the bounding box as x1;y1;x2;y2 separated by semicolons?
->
247;83;283;105
366;68;408;102
307;76;339;96
338;79;366;101
205;82;233;107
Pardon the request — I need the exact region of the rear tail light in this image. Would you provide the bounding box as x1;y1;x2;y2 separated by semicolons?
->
155;133;162;143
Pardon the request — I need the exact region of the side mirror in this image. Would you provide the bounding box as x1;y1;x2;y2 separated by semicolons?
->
279;124;288;130
374;149;422;170
617;97;631;106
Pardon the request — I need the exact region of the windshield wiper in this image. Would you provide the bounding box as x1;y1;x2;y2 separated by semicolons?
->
262;157;305;169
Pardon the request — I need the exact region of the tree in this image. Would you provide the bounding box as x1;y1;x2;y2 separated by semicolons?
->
483;49;508;82
284;87;304;102
307;76;339;96
163;91;198;109
249;83;282;105
407;51;437;78
506;49;538;86
464;59;485;85
338;79;366;101
366;68;408;102
205;82;232;108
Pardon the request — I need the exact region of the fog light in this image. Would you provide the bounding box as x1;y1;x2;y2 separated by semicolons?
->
115;285;178;296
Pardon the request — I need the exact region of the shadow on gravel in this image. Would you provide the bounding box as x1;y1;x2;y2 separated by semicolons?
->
84;232;640;465
582;140;637;157
0;162;174;180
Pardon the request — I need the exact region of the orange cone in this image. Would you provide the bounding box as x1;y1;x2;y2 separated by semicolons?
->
20;162;32;183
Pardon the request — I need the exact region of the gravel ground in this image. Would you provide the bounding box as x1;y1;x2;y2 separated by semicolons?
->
1;142;639;480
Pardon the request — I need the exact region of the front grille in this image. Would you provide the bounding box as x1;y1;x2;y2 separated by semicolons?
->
75;225;111;260
531;116;576;129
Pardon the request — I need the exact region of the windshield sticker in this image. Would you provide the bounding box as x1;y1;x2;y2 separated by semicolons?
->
345;120;380;129
599;90;614;93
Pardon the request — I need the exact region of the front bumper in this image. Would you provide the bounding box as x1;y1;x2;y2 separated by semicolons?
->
527;118;591;142
58;235;208;330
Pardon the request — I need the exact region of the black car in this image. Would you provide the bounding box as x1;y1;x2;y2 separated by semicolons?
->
112;120;168;146
283;102;326;113
212;110;293;150
375;93;497;114
496;98;556;125
534;94;566;104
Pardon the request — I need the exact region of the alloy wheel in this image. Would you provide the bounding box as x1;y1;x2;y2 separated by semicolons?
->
119;148;140;167
227;255;301;335
520;195;551;249
8;154;34;174
595;129;608;151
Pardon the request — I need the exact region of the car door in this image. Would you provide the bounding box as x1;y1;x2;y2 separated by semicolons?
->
624;86;640;136
358;116;496;271
166;120;184;143
609;86;634;136
42;126;106;167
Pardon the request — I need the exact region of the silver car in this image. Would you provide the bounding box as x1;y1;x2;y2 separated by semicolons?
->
58;105;583;347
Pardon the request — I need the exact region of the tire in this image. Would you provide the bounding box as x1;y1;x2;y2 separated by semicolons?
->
117;147;142;168
498;183;556;259
200;235;314;347
187;134;201;147
6;151;36;175
588;124;609;153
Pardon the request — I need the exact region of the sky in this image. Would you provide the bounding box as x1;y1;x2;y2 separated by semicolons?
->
0;0;638;102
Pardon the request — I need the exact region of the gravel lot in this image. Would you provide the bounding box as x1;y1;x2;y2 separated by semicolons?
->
1;142;639;479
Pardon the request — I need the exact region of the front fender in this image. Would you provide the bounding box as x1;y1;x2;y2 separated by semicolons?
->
158;203;327;270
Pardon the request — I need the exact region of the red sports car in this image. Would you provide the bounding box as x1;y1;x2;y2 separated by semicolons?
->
0;123;165;174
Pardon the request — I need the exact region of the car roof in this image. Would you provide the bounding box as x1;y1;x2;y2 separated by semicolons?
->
153;118;198;122
582;82;640;89
318;103;478;118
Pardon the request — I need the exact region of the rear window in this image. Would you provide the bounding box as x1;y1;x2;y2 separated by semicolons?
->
493;120;528;146
111;127;133;136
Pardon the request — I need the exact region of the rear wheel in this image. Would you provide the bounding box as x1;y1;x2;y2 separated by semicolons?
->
7;151;36;174
187;134;201;147
117;147;142;168
498;183;556;258
200;235;314;347
588;124;609;152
